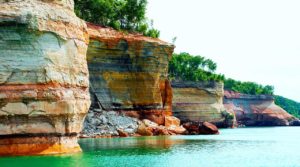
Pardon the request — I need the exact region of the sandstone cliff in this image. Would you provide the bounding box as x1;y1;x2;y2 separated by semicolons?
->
223;91;295;126
0;0;90;155
172;81;234;127
86;23;174;125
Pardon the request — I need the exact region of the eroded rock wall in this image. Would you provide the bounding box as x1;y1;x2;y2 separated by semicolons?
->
223;91;295;126
172;81;234;127
0;0;90;155
86;23;174;125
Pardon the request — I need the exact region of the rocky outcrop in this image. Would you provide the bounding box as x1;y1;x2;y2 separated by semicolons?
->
136;117;186;136
0;0;90;155
81;108;139;138
86;23;174;125
183;122;219;135
82;110;186;137
223;91;296;126
172;81;235;127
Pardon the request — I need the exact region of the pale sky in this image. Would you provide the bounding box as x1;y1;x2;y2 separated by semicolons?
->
147;0;300;102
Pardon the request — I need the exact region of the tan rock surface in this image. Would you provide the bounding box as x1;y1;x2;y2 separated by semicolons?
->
86;23;174;125
0;0;90;155
172;81;234;127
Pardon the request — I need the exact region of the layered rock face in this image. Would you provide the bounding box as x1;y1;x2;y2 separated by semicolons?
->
0;0;90;155
86;23;174;125
224;91;295;126
172;81;234;127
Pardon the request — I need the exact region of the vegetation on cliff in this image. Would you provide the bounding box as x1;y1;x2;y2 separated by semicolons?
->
224;79;274;95
275;96;300;118
168;52;274;95
168;52;225;82
74;0;160;38
168;52;300;119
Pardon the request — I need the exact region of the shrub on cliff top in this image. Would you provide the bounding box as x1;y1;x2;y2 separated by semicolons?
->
74;0;160;38
224;78;274;95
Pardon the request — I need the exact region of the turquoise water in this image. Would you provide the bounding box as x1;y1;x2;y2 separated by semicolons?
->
1;127;300;167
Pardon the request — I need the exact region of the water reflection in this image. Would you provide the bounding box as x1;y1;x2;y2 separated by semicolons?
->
1;127;300;167
79;136;188;155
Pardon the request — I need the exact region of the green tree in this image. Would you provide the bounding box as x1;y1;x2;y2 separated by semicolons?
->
275;96;300;118
74;0;160;38
224;78;274;95
168;52;224;82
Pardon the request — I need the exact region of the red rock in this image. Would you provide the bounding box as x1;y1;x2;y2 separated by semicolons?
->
165;116;181;127
160;80;173;116
143;111;166;125
154;127;170;136
167;126;187;134
183;122;219;135
199;122;220;135
117;130;129;137
224;90;295;126
183;122;200;134
137;123;153;136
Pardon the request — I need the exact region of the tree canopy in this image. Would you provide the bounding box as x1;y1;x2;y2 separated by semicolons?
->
168;52;274;95
74;0;160;38
168;52;225;82
224;78;274;95
275;96;300;118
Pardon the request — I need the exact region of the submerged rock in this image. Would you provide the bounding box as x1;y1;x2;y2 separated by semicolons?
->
0;0;90;156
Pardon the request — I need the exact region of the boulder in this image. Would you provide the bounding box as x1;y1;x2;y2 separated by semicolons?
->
137;123;153;136
117;129;129;137
199;122;220;135
167;125;187;134
154;127;170;136
183;122;201;134
142;119;159;128
183;122;219;135
165;116;181;127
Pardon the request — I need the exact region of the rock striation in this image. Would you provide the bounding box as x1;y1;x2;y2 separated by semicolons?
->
86;23;174;125
172;81;235;128
223;91;296;126
0;0;90;155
